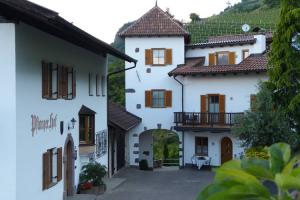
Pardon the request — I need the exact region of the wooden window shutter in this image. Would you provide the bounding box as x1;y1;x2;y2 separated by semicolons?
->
200;95;207;124
229;52;236;64
43;152;50;190
209;54;216;66
62;67;68;98
42;61;50;99
145;49;153;65
219;95;226;124
145;90;152;107
164;90;172;107
165;49;173;65
57;65;63;98
72;69;76;99
57;147;62;182
250;95;257;112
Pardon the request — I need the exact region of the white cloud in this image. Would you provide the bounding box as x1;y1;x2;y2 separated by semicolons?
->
29;0;241;43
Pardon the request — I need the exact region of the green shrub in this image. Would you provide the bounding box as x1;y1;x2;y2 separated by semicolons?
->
198;143;300;200
245;147;269;160
79;162;106;186
139;159;149;170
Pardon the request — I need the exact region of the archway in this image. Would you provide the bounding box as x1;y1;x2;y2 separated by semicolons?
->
221;137;233;164
64;134;75;197
139;129;180;169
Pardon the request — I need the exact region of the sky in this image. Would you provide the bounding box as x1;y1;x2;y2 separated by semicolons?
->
29;0;241;44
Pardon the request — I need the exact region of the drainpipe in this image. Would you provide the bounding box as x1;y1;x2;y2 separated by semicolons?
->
173;76;185;168
107;60;137;177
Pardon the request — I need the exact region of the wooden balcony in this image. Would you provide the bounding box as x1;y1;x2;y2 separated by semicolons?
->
174;112;244;132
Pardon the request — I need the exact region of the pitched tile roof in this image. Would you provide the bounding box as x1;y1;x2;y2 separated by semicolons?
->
169;53;268;76
108;102;141;131
119;6;190;38
187;34;257;49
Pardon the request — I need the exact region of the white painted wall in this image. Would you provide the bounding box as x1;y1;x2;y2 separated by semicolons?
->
184;132;244;166
14;23;108;200
186;34;267;66
125;37;185;166
139;131;153;168
180;73;268;113
0;23;17;200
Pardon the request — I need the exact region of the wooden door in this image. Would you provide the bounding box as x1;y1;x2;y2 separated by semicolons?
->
66;141;74;196
221;137;232;164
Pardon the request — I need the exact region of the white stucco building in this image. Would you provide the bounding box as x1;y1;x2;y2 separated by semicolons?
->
0;1;135;200
120;6;270;168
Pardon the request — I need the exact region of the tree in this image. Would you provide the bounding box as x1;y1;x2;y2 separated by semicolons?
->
232;83;299;149
268;0;300;132
263;0;280;8
190;13;201;22
198;143;300;200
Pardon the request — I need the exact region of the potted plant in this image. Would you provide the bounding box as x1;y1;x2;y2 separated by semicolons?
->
79;162;107;195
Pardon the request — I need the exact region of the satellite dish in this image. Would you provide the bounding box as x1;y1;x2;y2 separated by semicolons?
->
242;24;251;33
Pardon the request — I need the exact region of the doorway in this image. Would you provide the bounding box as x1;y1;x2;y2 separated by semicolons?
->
221;137;232;164
64;135;75;197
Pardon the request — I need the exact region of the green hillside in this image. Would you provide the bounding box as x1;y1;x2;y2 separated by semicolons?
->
186;8;280;43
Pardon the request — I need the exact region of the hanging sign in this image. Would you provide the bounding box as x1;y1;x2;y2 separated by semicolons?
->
31;113;57;136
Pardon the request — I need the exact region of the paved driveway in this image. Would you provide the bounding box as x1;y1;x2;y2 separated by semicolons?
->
97;167;214;200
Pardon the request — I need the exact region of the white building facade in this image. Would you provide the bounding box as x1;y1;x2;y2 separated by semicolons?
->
0;1;135;200
120;6;269;168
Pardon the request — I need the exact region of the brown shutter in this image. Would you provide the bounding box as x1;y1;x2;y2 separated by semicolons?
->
165;49;173;65
57;65;63;98
229;52;236;64
42;61;50;99
219;95;225;124
250;95;257;112
57;147;62;182
164;90;172;107
145;49;153;65
200;95;207;124
72;69;76;99
62;67;68;99
43;152;50;190
145;90;152;107
209;54;215;66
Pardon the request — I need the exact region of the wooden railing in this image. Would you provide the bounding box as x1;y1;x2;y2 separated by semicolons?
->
174;112;244;127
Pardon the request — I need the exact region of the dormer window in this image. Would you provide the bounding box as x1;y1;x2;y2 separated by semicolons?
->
209;52;236;66
217;52;229;65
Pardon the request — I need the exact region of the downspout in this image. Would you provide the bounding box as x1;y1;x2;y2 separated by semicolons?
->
107;60;137;177
173;76;185;168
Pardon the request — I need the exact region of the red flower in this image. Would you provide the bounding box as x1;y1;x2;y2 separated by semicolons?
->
80;182;93;190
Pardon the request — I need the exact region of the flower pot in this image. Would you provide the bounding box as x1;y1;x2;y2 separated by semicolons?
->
80;184;106;195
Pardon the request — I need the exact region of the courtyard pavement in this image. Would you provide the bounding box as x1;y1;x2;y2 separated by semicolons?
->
96;167;214;200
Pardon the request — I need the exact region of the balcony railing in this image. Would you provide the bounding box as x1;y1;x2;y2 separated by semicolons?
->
174;112;244;129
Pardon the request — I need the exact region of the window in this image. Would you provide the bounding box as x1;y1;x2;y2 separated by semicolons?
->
243;49;250;60
101;75;106;96
153;49;165;65
79;114;95;145
145;49;172;65
43;147;62;190
208;95;220;113
89;73;94;96
145;90;172;108
152;90;165;108
42;61;76;100
217;52;229;65
195;137;208;156
96;74;101;96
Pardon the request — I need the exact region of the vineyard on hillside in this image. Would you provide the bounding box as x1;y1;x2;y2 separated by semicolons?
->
185;8;280;43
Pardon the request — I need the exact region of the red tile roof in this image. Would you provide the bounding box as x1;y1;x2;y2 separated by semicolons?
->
119;6;190;38
108;102;141;131
169;53;268;76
